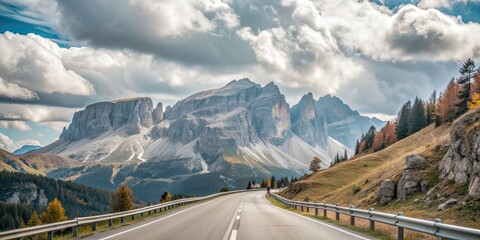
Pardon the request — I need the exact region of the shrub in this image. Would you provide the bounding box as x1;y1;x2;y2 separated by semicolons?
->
351;185;361;194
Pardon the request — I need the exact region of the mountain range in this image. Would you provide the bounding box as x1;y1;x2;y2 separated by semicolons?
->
18;79;382;201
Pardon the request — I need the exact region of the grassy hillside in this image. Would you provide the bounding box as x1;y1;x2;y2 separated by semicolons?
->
283;124;451;204
281;123;480;231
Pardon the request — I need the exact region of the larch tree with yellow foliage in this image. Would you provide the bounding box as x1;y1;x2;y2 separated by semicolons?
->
468;93;480;110
266;176;271;187
40;198;68;224
111;184;134;213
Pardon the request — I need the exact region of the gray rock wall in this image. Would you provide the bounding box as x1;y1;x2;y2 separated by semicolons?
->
439;109;480;198
60;97;154;140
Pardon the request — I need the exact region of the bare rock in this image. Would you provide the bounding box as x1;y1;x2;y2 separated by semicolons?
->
437;198;458;211
439;109;480;198
406;154;428;170
379;179;396;205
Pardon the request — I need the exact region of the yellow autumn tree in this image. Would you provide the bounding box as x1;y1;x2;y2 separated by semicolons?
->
468;93;480;110
27;212;43;226
266;176;271;187
111;184;134;213
41;198;68;223
160;191;172;203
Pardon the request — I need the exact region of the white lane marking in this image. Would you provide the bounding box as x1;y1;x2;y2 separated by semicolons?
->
263;195;371;240
99;200;212;240
238;209;242;212
229;230;237;240
222;194;249;240
236;215;240;220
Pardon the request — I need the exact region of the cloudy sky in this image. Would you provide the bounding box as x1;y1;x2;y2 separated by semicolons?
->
0;0;479;151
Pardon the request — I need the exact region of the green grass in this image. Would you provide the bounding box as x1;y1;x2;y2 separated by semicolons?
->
265;194;394;240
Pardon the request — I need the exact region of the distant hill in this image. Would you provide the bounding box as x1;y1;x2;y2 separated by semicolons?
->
0;171;113;231
13;145;41;155
0;148;78;175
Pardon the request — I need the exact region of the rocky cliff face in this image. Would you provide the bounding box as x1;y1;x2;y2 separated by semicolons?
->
316;95;384;149
439;109;480;198
60;97;154;140
291;93;328;148
2;182;48;207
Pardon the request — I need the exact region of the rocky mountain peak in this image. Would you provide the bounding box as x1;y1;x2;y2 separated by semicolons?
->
291;93;328;147
60;97;154;141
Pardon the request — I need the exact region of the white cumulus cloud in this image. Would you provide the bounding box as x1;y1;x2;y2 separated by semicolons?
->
0;132;40;152
0;121;31;131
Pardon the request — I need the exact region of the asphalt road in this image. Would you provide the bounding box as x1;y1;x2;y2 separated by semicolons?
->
84;191;373;240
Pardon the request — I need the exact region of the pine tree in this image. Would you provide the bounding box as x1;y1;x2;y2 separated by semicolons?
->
457;58;476;115
407;97;427;135
427;90;437;125
354;140;359;155
41;199;68;224
246;181;252;189
364;125;376;150
396;100;411;140
111;184;134;213
343;149;348;161
270;176;276;189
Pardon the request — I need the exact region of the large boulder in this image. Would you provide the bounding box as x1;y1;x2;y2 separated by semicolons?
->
397;154;429;201
439;109;480;198
378;179;396;205
406;155;428;170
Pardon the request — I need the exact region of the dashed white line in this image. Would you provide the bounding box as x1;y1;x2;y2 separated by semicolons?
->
229;230;237;240
236;215;240;220
222;194;248;240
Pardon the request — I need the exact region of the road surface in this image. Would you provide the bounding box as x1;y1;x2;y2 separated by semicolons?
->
84;191;373;240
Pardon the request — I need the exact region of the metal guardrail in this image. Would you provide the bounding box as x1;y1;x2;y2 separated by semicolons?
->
271;193;480;240
0;189;256;240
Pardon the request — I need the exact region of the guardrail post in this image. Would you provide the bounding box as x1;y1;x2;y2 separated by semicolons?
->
315;207;318;216
301;205;304;212
323;203;327;218
109;219;113;227
350;205;355;226
397;212;404;240
92;222;97;231
121;217;124;223
73;226;78;237
47;231;53;240
435;219;442;240
335;204;340;221
369;208;375;232
306;206;309;213
141;212;144;218
131;214;135;221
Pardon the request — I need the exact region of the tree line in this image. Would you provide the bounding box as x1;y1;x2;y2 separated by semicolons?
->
0;171;113;231
355;58;480;155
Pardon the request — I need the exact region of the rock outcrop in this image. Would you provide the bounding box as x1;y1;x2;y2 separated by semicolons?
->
60;97;154;140
291;93;328;148
2;182;48;207
439;109;480;198
397;155;430;201
378;179;396;205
